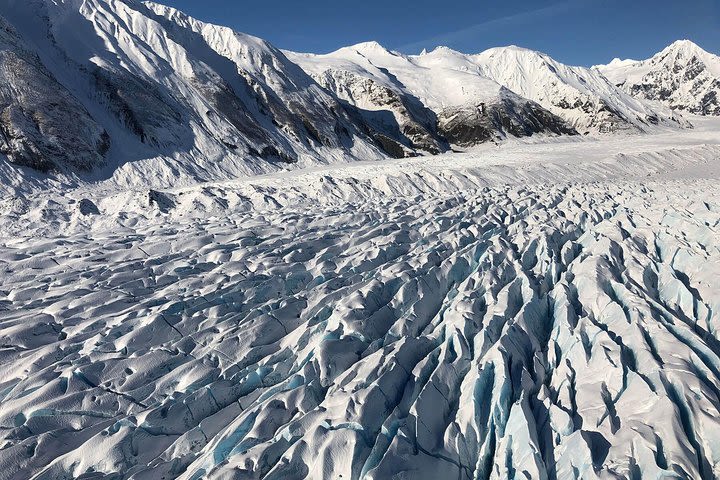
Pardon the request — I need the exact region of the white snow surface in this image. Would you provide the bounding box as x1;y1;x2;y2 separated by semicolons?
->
1;118;720;479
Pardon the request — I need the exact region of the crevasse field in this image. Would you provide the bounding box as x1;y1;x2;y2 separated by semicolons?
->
1;119;720;479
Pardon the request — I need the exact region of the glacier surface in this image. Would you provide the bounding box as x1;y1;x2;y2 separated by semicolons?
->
1;120;720;479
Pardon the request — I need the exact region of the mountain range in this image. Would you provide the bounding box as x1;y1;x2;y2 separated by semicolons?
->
0;0;716;185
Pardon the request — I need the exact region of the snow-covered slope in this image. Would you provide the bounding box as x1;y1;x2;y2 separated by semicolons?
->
290;42;687;149
596;40;720;116
288;43;576;152
0;0;391;184
467;46;687;134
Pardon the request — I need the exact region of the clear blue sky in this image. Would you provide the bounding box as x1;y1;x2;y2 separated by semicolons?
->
161;0;719;65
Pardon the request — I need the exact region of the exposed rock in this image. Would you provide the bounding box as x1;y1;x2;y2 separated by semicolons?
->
439;94;577;147
0;16;108;172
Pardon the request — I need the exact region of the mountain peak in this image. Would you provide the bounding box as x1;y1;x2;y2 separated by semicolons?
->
598;39;720;115
666;39;702;52
658;39;717;62
487;45;534;54
605;57;638;68
348;41;390;54
428;45;460;55
474;45;547;61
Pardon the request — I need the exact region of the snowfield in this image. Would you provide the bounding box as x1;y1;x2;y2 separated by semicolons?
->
1;119;720;479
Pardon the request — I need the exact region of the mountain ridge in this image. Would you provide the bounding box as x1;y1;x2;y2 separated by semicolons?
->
0;0;393;185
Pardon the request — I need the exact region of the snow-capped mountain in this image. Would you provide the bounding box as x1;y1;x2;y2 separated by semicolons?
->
288;43;577;152
596;40;720;116
465;46;687;134
289;42;687;146
0;0;392;182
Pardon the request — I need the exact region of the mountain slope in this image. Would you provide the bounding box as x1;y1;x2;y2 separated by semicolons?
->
596;40;720;116
287;43;577;152
0;15;109;172
0;0;389;184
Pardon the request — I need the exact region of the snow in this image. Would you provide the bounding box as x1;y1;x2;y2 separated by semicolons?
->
289;41;687;149
1;117;720;479
0;0;388;182
287;43;579;154
469;45;686;133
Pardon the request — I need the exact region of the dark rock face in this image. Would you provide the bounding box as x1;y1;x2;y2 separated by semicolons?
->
369;132;408;159
78;198;100;215
629;74;720;116
439;95;577;147
92;67;187;149
0;17;109;172
148;189;176;213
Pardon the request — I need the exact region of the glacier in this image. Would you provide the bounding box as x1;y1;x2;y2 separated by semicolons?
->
1;119;720;479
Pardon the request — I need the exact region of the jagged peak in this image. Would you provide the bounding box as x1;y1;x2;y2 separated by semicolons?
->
665;39;703;53
649;39;720;78
607;57;638;67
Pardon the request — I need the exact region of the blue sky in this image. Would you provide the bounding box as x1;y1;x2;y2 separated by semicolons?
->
162;0;719;65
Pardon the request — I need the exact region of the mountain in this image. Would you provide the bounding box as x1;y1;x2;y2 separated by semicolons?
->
464;46;687;134
0;0;391;183
596;40;720;116
0;0;694;183
290;43;687;147
287;43;576;153
0;15;110;173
